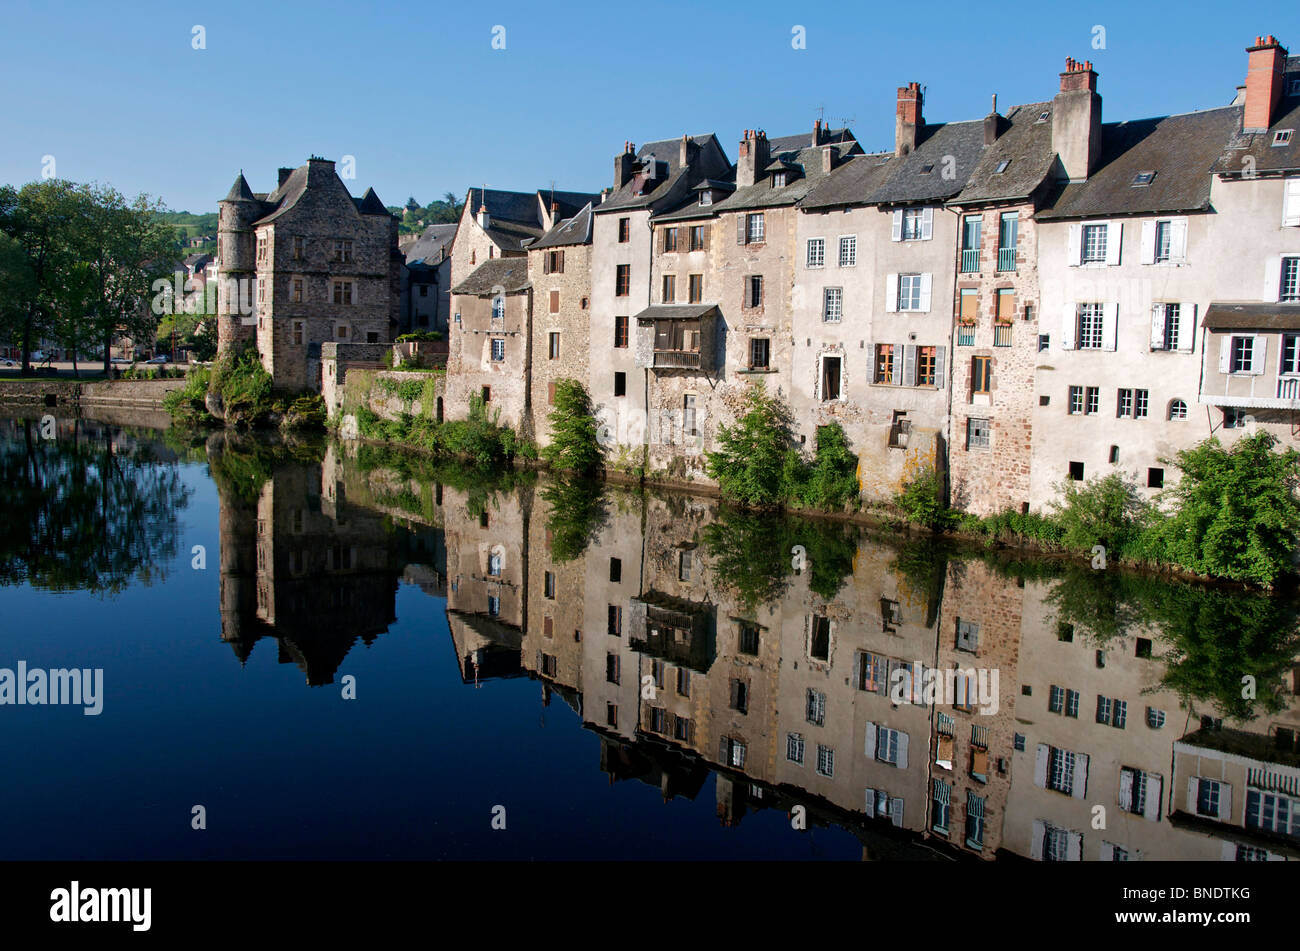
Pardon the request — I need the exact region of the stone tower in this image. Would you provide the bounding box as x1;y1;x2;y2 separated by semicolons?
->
216;172;260;355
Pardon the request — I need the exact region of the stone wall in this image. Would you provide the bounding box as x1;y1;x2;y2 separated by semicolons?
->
527;243;592;448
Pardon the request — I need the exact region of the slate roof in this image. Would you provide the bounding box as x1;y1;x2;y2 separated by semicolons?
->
768;128;858;153
949;102;1057;205
466;186;601;253
237;160;394;226
596;134;731;213
532;202;594;249
224;173;255;202
867;120;986;205
631;303;717;322
798;151;899;211
1212;59;1300;176
699;141;862;217
1038;106;1242;220
450;258;531;295
1204;302;1300;330
404;223;458;265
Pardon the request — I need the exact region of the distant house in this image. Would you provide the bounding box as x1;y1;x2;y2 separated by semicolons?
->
401;223;457;335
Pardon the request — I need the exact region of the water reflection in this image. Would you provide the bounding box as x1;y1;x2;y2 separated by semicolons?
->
7;416;1300;861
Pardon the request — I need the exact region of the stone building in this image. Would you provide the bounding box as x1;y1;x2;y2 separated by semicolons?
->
401;222;457;335
215;157;402;392
445;257;532;429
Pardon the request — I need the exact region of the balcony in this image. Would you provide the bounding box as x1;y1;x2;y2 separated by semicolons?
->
960;249;980;273
997;247;1017;272
993;324;1013;347
957;326;975;347
653;349;701;369
1280;377;1300;400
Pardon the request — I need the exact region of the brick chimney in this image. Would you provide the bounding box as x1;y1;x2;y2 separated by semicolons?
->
614;141;636;189
1052;58;1101;182
822;145;835;173
1244;35;1288;132
813;118;824;146
737;129;770;187
895;83;923;157
984;94;1005;146
277;167;293;187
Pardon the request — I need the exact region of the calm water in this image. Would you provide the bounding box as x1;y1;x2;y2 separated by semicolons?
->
2;412;1299;862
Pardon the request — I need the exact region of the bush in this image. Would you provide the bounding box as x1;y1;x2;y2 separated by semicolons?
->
895;466;953;530
163;365;212;422
1050;472;1149;556
787;423;859;511
541;379;602;474
396;331;443;343
705;383;795;508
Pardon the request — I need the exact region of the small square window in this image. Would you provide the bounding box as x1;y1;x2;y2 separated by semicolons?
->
1038;334;1050;352
1039;395;1050;406
1273;130;1294;147
1147;467;1164;488
609;557;621;583
614;372;626;397
1135;638;1152;659
994;159;1010;174
1131;171;1156;186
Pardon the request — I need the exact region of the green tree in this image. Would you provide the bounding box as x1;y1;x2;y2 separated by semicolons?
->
704;382;797;507
541;379;602;473
1050;471;1149;555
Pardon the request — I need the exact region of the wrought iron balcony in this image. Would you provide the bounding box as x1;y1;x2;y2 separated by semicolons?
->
960;249;980;273
997;247;1017;271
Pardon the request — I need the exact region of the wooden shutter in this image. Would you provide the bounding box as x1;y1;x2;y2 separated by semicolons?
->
885;274;899;312
1169;219;1188;264
549;290;559;313
902;345;917;386
542;253;551;275
1067;223;1082;265
970;748;989;778
891;210;903;241
1219;336;1232;373
547;381;555;404
658;229;665;254
1034;744;1049;787
1219;782;1233;821
897;731;909;769
736;214;747;245
1251;335;1267;374
1030;819;1045;860
920;207;934;240
851;651;863;689
1072;752;1089;799
936;734;954;768
1101;303;1118;351
1284;177;1300;227
1144;773;1163;821
934;346;946;389
918;273;933;312
1066;831;1083;861
702;225;710;250
1177;303;1196;352
1265;256;1283;302
557;250;564;273
1061;303;1076;350
863;721;877;759
1150;304;1166;349
1105;221;1122;265
1140;220;1156;264
1118;768;1134;812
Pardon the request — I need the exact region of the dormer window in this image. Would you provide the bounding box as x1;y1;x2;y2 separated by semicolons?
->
994;159;1011;174
1274;130;1294;147
699;191;713;206
771;171;787;188
1131;171;1156;187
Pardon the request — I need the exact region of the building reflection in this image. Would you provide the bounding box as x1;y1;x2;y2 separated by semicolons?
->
216;442;1300;860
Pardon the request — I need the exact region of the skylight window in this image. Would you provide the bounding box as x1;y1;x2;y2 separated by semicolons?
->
1274;130;1294;147
1036;110;1050;123
994;159;1011;174
920;163;935;174
1131;171;1156;187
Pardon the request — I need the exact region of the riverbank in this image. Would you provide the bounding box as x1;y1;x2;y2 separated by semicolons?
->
0;378;185;410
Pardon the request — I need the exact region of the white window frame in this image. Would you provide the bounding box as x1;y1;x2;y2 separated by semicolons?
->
806;237;825;268
838;234;857;267
490;338;505;362
823;286;843;322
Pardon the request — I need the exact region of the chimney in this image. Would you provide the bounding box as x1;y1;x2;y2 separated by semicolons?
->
813;118;823;146
1244;35;1288;132
737;129;770;187
1052;58;1101;182
680;134;698;169
895;82;923;157
277;167;293;188
984;94;1005;146
614;141;636;189
477;202;490;229
822;145;835;174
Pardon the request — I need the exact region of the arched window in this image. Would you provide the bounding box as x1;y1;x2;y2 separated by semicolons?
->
491;296;505;320
1168;399;1187;420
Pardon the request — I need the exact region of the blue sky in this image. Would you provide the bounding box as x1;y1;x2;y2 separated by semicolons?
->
0;0;1295;212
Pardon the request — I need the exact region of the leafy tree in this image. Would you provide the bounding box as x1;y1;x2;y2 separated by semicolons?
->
894;466;952;529
1050;471;1149;555
541;379;602;474
704;382;797;507
786;423;860;511
540;477;609;562
1146;432;1300;587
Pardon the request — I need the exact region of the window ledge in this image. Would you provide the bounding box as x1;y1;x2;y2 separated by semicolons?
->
738;368;777;375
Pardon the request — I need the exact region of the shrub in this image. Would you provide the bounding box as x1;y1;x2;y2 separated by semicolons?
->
788;423;859;511
894;466;953;530
396;331;443;342
1050;472;1148;556
705;383;795;507
541;379;602;474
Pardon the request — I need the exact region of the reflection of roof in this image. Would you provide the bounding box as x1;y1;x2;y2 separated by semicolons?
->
1177;727;1300;770
450;258;531;295
631;303;716;323
630;590;716;673
1204;302;1300;331
447;608;523;649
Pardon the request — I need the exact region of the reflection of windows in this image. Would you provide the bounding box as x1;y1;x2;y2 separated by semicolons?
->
956;619;979;652
1048;748;1076;795
729;678;749;714
816;744;834;777
1195;778;1223;818
932;780;951;833
606;653;620;685
881;599;901;633
876;727;904;766
678;549;693;581
809;616;830;661
487;596;500;617
966;417;990;450
806;689;826;727
488;550;502;576
1245;790;1300;837
721;736;746;768
490;338;505;362
786;732;805;765
738;622;760;656
1146;707;1165;729
607;604;622;636
676;667;690;697
965;792;986;849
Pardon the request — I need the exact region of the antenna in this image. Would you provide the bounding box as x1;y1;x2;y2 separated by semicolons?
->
815;104;825;122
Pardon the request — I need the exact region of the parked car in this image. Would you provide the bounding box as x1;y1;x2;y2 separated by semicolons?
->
0;358;15;367
145;354;170;365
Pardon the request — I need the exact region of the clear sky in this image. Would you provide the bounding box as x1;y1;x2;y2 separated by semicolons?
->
0;0;1295;212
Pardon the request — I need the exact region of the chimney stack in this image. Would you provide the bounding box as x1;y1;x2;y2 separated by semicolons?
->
813;118;823;146
737;129;770;188
614;141;636;190
822;145;835;174
680;134;698;169
1244;35;1288;132
895;83;923;157
1052;58;1101;182
984;94;1005;146
477;201;490;229
277;167;293;188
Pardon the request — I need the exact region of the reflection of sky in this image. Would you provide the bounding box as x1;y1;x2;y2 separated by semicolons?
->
0;459;857;860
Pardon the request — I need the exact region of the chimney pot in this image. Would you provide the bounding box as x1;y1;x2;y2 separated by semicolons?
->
1244;33;1288;131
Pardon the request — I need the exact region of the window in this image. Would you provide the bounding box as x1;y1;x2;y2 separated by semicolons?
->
683;394;697;436
995;288;1016;324
663;228;678;253
615;264;630;296
898;274;923;311
1081;223;1107;263
545;249;564;273
333;280;354;305
745;275;763;309
544;571;556;599
1049;686;1079;717
688;274;703;303
1275;130;1295;147
1282;257;1300;302
820;355;842;401
292;320;304;346
1076;303;1103;349
960;216;981;272
771;171;787;188
1195;778;1222;818
608;557;621;583
1147;467;1164;488
607;604;622;636
932;780;951;834
613;372;625;397
823;287;843;322
806;237;825;267
548;290;560;313
724;737;746;768
875;344;894;383
698;191;712;207
614;315;628;348
292;278;303;303
729;679;748;714
1096;695;1126;727
809;616;830;661
956;619;979;652
487;595;500;616
1223;407;1247;428
1284;333;1300;374
661;274;676;303
838;235;857;267
333;239;353;263
965;793;986;848
673;716;691;742
689;225;704;251
617;218;629;242
786;733;805;765
749;337;770;370
966;417;990;450
816;745;834;777
481;385;491;403
491;296;505;320
738;622;760;655
1230;335;1254;373
1117;388;1132;418
876;727;905;766
292;236;303;260
490;338;505;362
917;346;936;386
606;703;618;728
746;213;764;243
971;356;992;396
997;212;1018;271
676;667;690;697
1048;747;1076;795
256;235;267;263
806;689;826;727
334;322;348;340
648;706;666;733
1245;790;1300;837
900;207;925;240
548;332;560;359
995;159;1010;173
678;549;692;581
1085;387;1099;415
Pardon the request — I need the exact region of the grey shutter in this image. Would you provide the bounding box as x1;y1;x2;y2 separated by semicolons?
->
719;735;729;762
1102;303;1118;351
1150;304;1166;350
1186;777;1199;813
736;214;747;245
1067;224;1081;265
889;798;904;827
864;721;877;759
1118;768;1134;812
1250;335;1266;375
885;274;899;312
1169;219;1188;264
1066;831;1083;861
1072;752;1089;799
918;272;933;312
1105;221;1122;265
1144;773;1163;822
1177;304;1196;353
1219;782;1233;821
902;345;916;386
1061;303;1076;350
1140;220;1156;265
1265;256;1283;302
897;731;909;769
934;346;946;389
1100;841;1114;861
891;210;903;241
1219;337;1232;373
1030;819;1045;860
920;207;934;240
851;651;863;690
1034;744;1049;787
